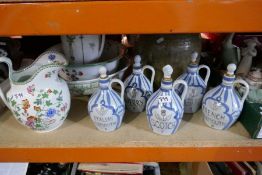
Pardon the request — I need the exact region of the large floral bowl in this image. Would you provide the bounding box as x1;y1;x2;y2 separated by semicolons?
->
67;57;130;96
63;40;125;81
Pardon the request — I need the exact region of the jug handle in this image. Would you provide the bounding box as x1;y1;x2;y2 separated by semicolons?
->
173;80;188;104
142;65;155;88
234;79;249;104
198;65;210;85
0;57;13;109
110;79;125;101
98;35;106;58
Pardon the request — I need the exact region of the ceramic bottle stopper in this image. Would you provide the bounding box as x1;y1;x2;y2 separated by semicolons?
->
88;66;125;132
202;64;249;130
176;52;210;113
124;55;155;112
146;65;188;135
0;51;71;132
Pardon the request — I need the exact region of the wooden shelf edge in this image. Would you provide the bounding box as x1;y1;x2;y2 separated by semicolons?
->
0;0;262;35
1;147;262;162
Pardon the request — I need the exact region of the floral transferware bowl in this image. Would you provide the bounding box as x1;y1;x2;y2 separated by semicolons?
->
67;57;130;96
63;40;125;81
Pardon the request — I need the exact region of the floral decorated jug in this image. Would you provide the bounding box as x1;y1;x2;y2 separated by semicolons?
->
202;64;249;130
0;51;71;132
176;52;210;114
124;55;155;112
88;66;125;132
146;65;188;135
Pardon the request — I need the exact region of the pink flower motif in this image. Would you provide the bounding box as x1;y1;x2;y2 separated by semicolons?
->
27;84;35;96
61;103;68;112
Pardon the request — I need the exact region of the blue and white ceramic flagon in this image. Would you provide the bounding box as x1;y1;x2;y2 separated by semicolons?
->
88;66;125;132
146;65;188;135
176;52;210;113
124;55;155;112
202;64;249;130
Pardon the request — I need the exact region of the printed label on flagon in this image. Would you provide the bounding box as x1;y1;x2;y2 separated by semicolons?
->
150;108;177;135
91;106;117;132
125;89;146;112
202;100;229;130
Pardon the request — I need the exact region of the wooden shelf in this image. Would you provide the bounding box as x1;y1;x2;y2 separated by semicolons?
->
0;97;262;162
0;0;262;35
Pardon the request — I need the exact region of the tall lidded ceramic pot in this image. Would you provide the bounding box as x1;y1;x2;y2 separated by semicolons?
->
124;55;155;112
146;65;188;135
88;66;125;132
176;52;210;113
0;51;71;132
202;64;249;130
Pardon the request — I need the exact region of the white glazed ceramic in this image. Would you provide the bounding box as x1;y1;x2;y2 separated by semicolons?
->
202;64;249;130
63;40;124;81
176;52;210;114
67;58;130;96
146;65;188;135
0;51;71;132
61;35;105;64
124;55;155;112
88;66;125;132
0;79;9;112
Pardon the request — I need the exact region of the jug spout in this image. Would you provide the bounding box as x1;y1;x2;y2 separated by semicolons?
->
35;52;68;82
0;57;14;109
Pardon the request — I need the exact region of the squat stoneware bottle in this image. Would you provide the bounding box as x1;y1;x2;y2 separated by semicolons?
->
202;64;249;130
146;65;188;135
124;55;155;112
88;66;125;132
176;52;210;113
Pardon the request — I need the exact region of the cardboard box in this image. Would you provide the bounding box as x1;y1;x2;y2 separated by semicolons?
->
239;100;262;139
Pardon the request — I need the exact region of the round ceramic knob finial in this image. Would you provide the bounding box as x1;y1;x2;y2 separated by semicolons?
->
99;66;107;78
134;55;141;67
227;63;237;75
163;65;173;79
191;52;198;63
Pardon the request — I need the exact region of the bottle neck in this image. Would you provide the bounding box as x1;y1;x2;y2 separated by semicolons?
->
187;64;198;74
221;75;235;87
133;66;142;74
160;78;173;90
99;77;110;89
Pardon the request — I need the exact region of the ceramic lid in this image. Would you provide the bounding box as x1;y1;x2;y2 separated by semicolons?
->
133;55;142;69
187;52;199;71
99;66;108;79
163;65;173;79
225;64;236;77
190;52;198;65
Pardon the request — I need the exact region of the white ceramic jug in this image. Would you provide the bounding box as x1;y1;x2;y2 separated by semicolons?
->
88;66;125;132
124;55;155;112
202;64;249;130
146;65;188;135
0;51;71;132
61;35;105;64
